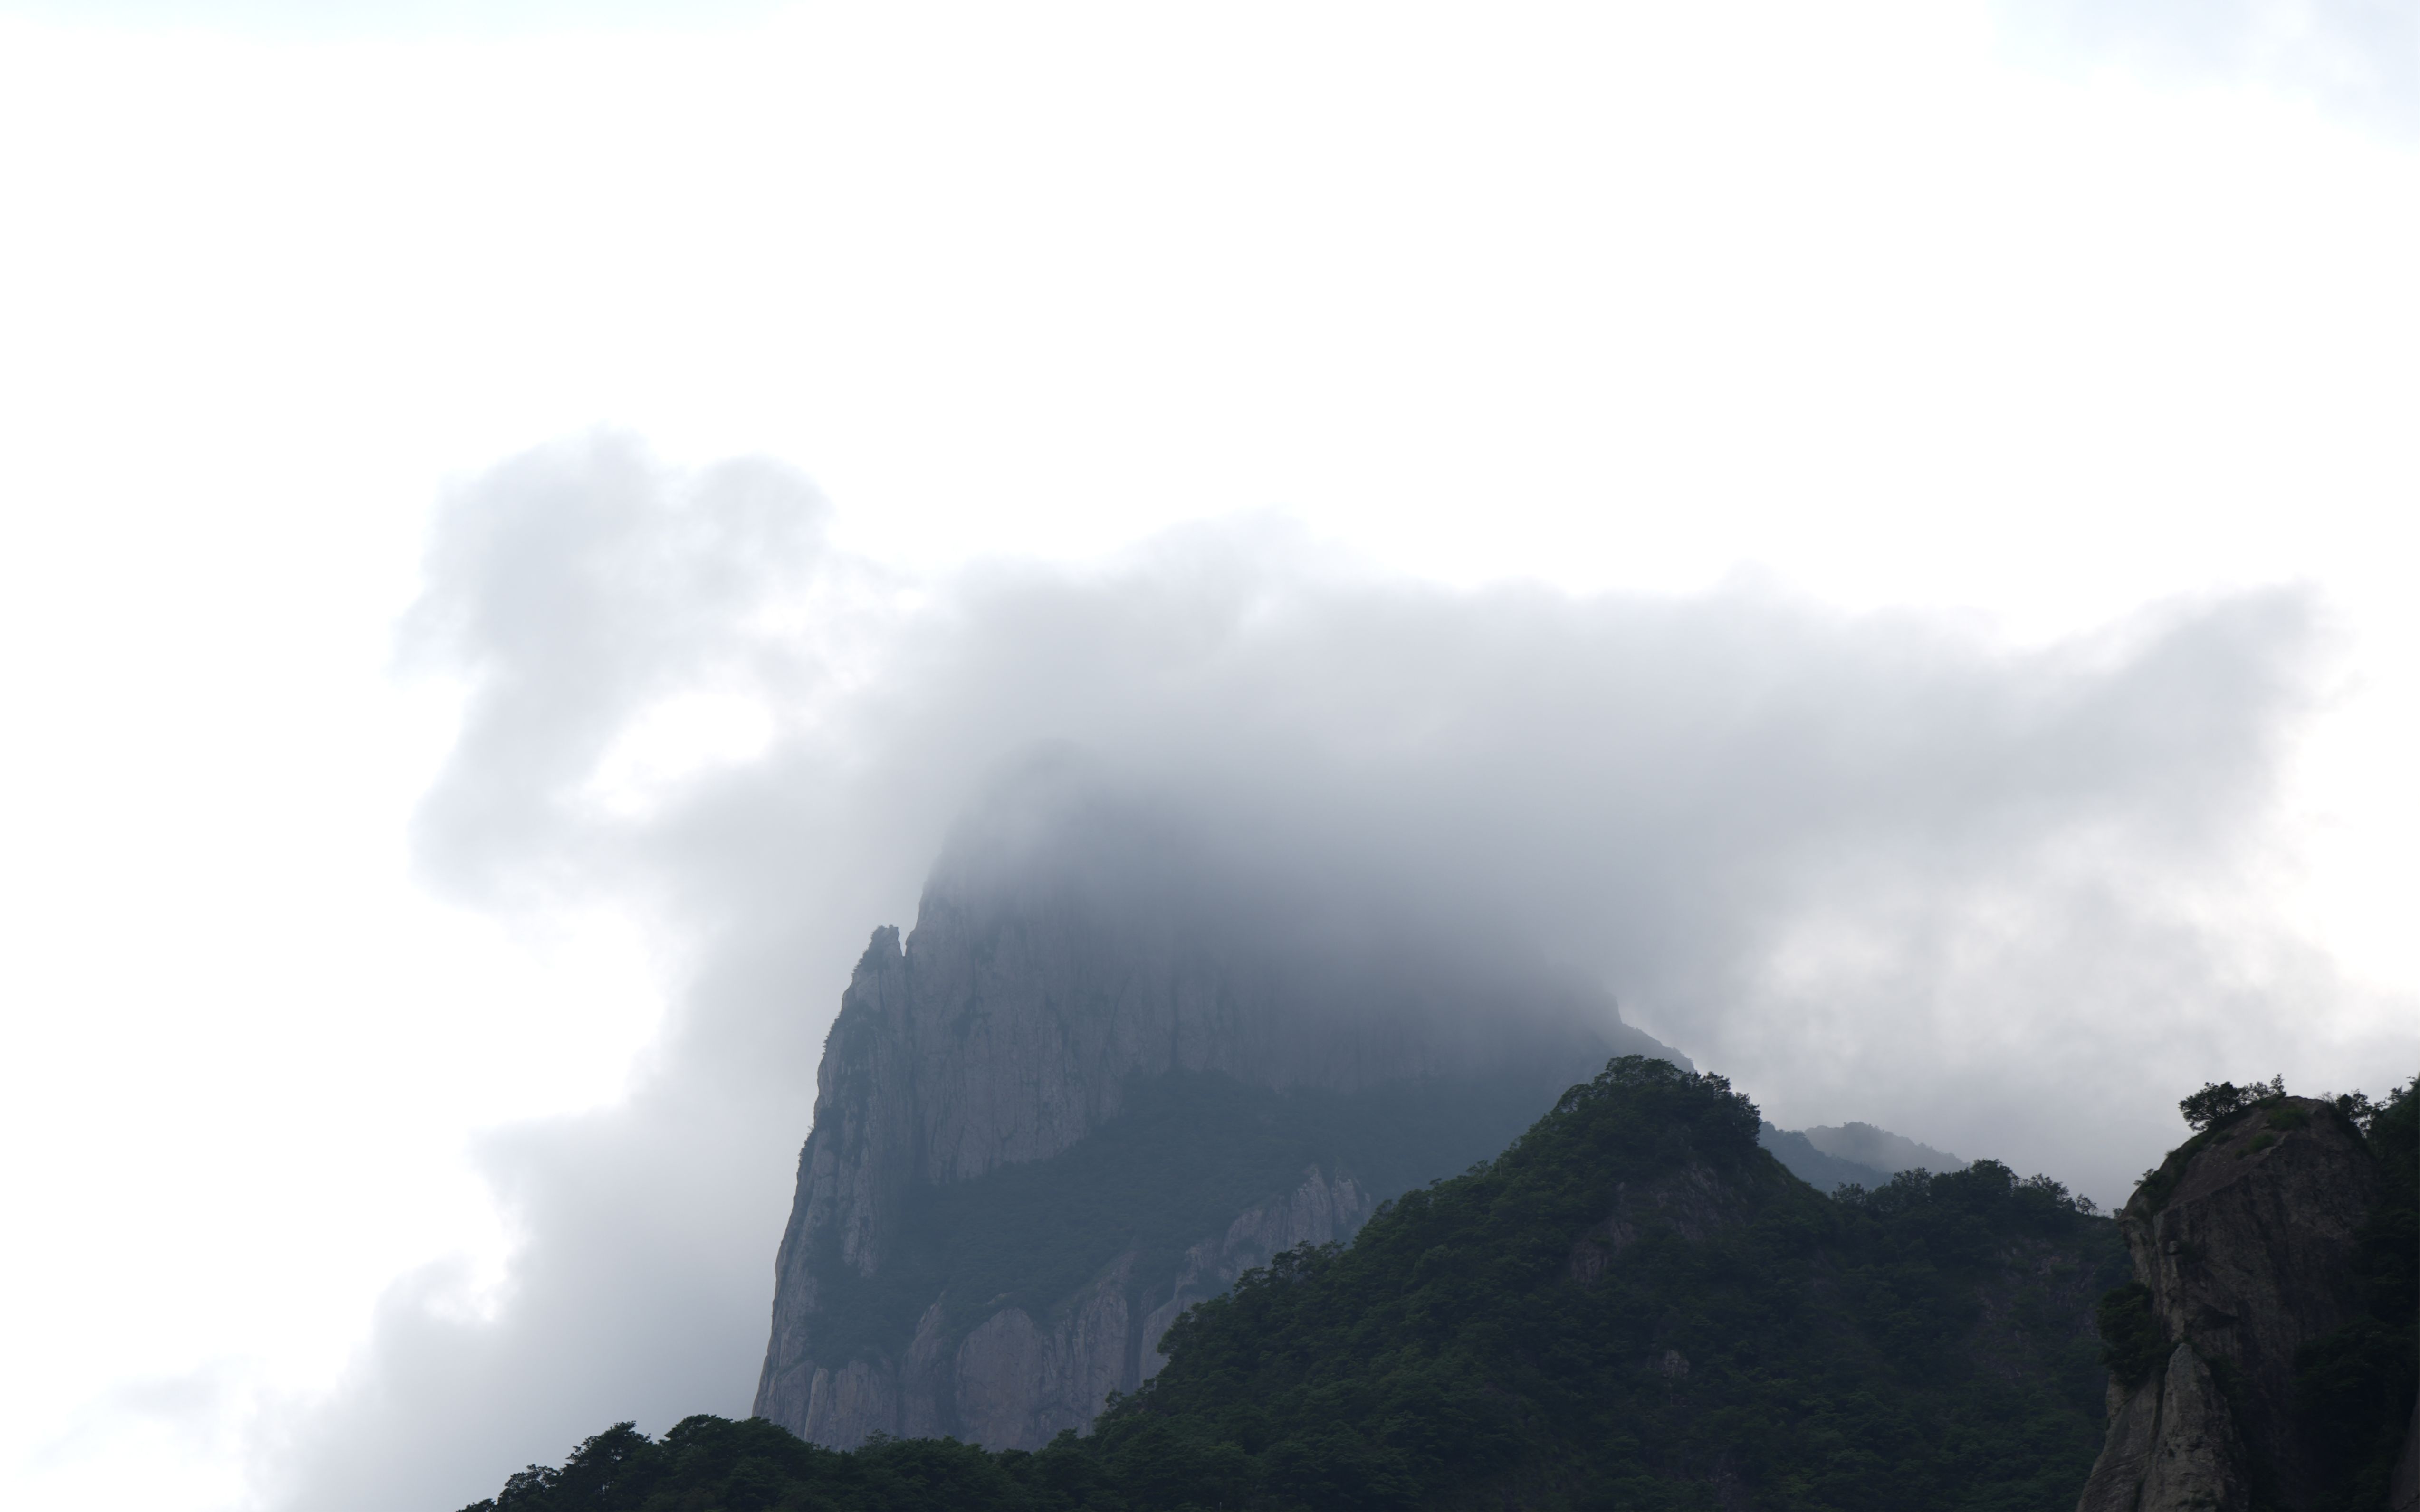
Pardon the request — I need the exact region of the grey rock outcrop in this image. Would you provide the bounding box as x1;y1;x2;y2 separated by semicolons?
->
754;861;1673;1450
1136;1164;1376;1378
2078;1341;2250;1512
2075;1097;2378;1512
949;1255;1136;1450
2081;1357;2162;1511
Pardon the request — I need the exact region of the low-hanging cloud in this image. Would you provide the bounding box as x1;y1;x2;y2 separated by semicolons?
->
270;431;2370;1510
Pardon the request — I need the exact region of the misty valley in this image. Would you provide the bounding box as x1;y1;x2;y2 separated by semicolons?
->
458;841;2417;1512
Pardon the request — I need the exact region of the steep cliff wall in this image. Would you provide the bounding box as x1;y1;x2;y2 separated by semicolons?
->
2076;1097;2380;1512
753;873;1673;1449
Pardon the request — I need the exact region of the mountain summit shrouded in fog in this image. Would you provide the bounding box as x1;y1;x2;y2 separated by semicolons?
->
754;780;1685;1447
263;437;2382;1511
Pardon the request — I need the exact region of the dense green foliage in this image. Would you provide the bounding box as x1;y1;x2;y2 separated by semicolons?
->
1088;1057;2121;1510
2094;1283;2163;1390
2128;1078;2303;1216
2293;1079;2418;1511
462;1416;1104;1512
467;1056;2123;1511
805;1068;1577;1366
2177;1076;2286;1132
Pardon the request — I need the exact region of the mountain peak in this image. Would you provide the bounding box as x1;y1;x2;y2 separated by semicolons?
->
755;853;1687;1449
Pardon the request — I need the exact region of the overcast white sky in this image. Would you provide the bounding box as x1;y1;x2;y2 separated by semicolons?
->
0;3;2410;1508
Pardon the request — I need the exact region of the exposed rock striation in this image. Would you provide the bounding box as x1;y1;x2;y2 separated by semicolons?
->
2076;1097;2379;1512
753;864;1674;1450
1133;1164;1377;1377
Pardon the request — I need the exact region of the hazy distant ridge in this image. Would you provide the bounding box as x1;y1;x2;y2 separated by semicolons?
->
1803;1121;1966;1175
1757;1123;1888;1191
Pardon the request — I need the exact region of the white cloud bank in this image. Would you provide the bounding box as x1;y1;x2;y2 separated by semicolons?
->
0;3;2405;1508
265;432;2399;1510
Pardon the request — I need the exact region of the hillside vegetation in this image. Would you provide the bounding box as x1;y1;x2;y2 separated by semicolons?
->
464;1057;2123;1510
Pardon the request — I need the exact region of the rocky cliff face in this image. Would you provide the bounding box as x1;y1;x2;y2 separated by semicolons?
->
1131;1164;1376;1376
753;870;1670;1450
2076;1097;2379;1512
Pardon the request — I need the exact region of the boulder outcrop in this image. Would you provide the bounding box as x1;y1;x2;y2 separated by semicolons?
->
2076;1096;2379;1512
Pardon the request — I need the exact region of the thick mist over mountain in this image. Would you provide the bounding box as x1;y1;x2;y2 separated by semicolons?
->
749;788;1679;1452
920;755;1685;1072
268;434;2356;1511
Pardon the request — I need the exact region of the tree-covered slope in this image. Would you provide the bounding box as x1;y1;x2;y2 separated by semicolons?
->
462;1057;2123;1510
1085;1056;2120;1510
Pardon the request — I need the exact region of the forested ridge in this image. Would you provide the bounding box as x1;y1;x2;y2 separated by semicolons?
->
1083;1057;2119;1510
461;1056;2161;1510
